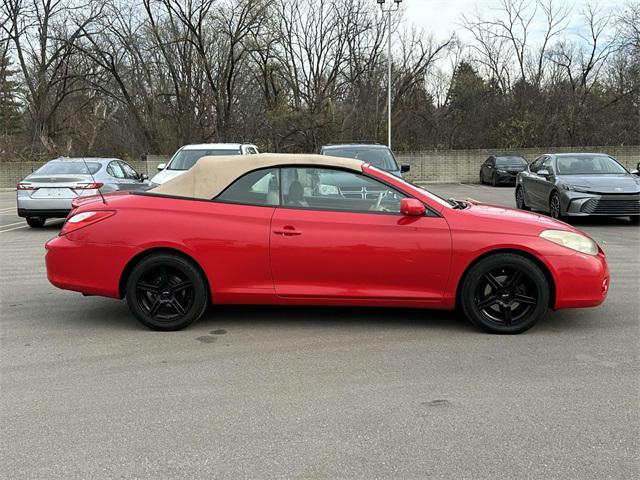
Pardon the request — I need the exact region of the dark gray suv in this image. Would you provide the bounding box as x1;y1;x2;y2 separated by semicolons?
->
320;144;410;177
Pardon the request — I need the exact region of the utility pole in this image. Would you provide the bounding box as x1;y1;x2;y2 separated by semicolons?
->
376;0;403;149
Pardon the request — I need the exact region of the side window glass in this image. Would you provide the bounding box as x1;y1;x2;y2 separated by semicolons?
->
529;157;542;173
120;162;139;179
280;167;407;214
247;147;258;154
216;168;279;206
107;161;125;179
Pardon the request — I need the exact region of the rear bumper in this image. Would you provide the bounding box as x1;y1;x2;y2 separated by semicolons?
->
45;235;140;298
17;195;74;217
18;208;70;218
551;251;609;309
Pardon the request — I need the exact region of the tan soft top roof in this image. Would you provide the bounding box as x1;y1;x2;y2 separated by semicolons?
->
150;153;364;199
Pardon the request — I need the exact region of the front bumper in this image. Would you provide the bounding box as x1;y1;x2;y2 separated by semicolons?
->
494;172;519;184
562;191;640;217
551;250;609;309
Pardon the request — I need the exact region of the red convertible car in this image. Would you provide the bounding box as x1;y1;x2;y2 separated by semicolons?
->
45;154;609;334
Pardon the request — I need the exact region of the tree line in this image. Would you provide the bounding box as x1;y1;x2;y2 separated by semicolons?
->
0;0;638;160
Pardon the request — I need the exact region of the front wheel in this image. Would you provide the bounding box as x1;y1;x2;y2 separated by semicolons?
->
629;216;639;225
125;254;208;331
549;192;564;220
515;186;530;210
460;254;550;334
26;217;46;228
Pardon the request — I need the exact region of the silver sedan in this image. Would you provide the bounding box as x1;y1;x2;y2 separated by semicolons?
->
16;157;150;228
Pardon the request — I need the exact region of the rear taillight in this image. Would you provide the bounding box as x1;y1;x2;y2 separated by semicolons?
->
60;210;115;235
75;182;103;190
17;182;37;190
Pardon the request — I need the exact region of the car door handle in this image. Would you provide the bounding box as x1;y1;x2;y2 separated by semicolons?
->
273;226;302;236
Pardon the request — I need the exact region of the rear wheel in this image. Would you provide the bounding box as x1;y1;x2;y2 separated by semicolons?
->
26;217;46;228
629;216;639;225
549;192;563;220
125;254;208;331
460;254;550;334
515;186;530;210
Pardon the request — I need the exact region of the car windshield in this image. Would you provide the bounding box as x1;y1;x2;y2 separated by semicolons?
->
323;147;398;171
556;155;628;175
168;149;242;170
496;156;527;166
35;161;101;175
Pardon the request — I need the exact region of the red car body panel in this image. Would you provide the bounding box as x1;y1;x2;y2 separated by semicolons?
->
45;166;609;312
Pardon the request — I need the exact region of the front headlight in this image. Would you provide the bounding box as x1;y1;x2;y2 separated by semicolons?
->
559;184;590;193
540;230;598;255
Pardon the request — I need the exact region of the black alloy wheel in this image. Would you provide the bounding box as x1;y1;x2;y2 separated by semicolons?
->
515;187;530;210
461;253;549;334
26;217;46;228
126;254;208;331
549;192;563;220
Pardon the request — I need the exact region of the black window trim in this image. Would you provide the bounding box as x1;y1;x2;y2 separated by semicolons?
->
212;164;439;217
138;164;441;218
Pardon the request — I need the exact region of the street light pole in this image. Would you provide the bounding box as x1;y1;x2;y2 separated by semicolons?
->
377;0;402;149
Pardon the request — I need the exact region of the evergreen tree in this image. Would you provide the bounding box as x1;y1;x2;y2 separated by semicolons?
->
0;50;23;136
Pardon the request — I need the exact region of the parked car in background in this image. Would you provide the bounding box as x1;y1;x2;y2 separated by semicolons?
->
150;143;259;186
479;154;528;186
46;153;609;335
17;157;149;228
515;153;640;223
320;143;410;177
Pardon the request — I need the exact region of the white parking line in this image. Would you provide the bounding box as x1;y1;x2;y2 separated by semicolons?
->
0;224;29;233
0;221;26;228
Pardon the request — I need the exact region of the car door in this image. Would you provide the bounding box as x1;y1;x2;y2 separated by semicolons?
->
119;161;147;191
106;161;128;190
525;156;548;208
270;166;451;301
537;156;556;207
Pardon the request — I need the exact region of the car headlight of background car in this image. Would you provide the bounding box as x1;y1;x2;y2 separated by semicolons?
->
540;230;598;255
559;183;591;193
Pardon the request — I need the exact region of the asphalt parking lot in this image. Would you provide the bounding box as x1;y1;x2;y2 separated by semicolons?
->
1;185;638;479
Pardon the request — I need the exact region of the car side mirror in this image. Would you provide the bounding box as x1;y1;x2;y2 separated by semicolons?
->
139;173;149;181
157;163;166;171
400;198;425;216
538;169;550;178
400;164;411;173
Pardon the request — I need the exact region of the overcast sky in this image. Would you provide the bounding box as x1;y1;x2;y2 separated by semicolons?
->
400;0;623;41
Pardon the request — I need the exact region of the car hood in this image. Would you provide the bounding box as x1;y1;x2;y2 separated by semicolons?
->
559;174;640;193
463;201;577;233
150;168;186;185
497;165;527;172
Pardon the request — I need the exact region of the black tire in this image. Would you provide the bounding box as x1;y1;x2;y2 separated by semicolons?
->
26;217;46;228
549;192;563;220
479;171;485;184
460;253;550;334
629;216;640;225
125;254;208;331
515;186;530;211
492;173;498;187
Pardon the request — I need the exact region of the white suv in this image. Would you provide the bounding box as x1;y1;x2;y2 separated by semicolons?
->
151;143;259;186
